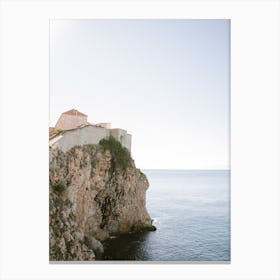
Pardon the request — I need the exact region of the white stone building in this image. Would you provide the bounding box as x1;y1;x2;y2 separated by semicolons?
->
49;109;132;153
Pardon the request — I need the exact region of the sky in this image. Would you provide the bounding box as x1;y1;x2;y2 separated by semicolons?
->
50;19;230;170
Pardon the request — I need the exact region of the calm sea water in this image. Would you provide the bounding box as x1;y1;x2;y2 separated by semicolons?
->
103;169;230;261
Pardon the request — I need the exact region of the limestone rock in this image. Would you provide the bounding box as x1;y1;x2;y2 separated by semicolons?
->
49;142;155;261
84;236;104;257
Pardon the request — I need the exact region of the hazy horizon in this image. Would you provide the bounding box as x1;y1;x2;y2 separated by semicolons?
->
141;168;230;170
50;19;230;170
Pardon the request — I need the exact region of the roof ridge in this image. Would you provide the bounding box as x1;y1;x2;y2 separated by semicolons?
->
62;109;88;117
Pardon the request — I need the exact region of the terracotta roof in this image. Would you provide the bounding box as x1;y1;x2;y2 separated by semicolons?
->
62;109;88;117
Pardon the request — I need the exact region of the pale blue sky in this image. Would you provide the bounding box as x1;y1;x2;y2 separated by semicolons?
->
50;19;230;169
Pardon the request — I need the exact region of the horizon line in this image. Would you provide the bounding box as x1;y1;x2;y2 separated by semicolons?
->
140;168;230;171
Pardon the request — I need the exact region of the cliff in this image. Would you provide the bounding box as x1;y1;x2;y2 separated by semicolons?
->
49;137;155;261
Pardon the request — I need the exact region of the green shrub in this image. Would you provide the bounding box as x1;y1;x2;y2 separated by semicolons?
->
51;129;64;138
99;136;131;170
54;181;66;193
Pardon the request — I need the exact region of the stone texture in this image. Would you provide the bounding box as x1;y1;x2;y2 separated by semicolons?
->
84;236;104;258
49;191;96;261
49;144;155;261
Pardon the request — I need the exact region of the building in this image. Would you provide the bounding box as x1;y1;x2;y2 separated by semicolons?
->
50;109;132;153
55;109;88;130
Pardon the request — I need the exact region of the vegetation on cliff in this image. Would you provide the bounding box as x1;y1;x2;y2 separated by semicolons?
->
99;136;131;170
50;128;64;138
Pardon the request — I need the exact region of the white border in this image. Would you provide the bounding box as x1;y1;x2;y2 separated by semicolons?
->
0;1;279;280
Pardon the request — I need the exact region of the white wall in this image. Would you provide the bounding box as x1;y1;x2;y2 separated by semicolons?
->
50;126;132;153
124;134;132;153
50;126;109;152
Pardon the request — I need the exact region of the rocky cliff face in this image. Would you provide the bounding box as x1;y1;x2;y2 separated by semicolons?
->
49;139;155;261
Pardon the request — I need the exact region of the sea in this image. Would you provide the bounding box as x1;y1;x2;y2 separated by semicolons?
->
102;169;230;262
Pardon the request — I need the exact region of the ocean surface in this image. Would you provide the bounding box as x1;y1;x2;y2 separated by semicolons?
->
103;169;230;261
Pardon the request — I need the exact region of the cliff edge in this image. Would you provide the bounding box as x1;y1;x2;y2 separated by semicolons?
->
49;137;155;261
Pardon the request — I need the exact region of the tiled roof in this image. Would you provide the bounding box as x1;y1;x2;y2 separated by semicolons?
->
62;109;88;117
